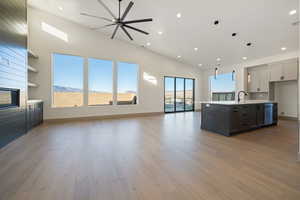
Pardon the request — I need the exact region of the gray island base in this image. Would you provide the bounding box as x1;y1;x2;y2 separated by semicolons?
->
201;101;278;136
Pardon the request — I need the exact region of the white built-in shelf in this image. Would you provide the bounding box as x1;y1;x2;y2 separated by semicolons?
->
28;65;38;73
28;50;39;59
28;82;38;88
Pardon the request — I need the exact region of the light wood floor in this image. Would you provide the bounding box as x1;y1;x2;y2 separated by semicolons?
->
0;112;299;200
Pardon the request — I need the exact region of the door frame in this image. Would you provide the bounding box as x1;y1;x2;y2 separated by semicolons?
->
164;76;195;113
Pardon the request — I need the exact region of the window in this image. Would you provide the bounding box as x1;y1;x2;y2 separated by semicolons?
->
52;55;139;107
52;53;84;107
164;77;175;112
210;73;235;101
176;78;185;111
117;62;138;105
88;59;113;105
164;77;195;113
185;79;194;111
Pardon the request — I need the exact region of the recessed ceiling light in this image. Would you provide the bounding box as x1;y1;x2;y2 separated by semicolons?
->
232;33;237;37
58;6;63;11
146;42;151;46
216;58;221;62
158;31;163;35
281;47;287;51
176;13;182;18
198;64;203;67
246;42;252;47
194;47;198;51
177;55;181;58
242;57;247;60
214;20;220;25
289;10;297;16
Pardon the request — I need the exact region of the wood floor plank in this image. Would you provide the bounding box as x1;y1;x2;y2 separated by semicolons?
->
0;112;299;200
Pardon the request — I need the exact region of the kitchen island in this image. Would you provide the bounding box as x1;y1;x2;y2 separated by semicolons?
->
201;101;278;136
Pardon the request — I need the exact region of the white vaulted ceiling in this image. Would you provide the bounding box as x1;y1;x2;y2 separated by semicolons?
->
28;0;299;68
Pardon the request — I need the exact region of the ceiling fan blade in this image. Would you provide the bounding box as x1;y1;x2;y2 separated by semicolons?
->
81;13;114;22
91;23;117;30
121;26;133;40
97;0;117;20
122;18;153;24
121;1;134;21
118;0;121;19
111;25;120;39
123;25;149;35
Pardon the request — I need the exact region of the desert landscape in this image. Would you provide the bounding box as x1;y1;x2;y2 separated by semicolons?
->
53;92;137;107
164;90;194;111
52;86;193;108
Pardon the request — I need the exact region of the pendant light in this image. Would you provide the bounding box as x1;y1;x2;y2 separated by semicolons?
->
214;67;218;79
232;70;235;81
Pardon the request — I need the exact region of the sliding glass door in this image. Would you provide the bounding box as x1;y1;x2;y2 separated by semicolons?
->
164;77;175;112
176;78;185;112
164;77;195;113
185;78;194;111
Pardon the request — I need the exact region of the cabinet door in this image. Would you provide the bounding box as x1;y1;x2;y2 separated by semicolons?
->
248;71;260;92
283;61;298;81
259;69;269;92
256;104;265;127
270;63;283;82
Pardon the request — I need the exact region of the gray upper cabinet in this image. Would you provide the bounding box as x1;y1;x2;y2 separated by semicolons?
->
269;60;298;82
248;67;269;93
269;63;282;82
283;60;298;81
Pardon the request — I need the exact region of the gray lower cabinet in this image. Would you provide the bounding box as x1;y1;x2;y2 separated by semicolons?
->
27;101;43;131
201;103;278;136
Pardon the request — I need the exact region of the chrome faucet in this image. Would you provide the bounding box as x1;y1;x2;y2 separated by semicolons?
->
237;91;248;103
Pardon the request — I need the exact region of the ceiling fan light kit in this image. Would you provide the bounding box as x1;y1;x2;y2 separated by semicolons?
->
81;0;153;41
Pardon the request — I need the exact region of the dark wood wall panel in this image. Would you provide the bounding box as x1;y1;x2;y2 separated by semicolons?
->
0;0;27;149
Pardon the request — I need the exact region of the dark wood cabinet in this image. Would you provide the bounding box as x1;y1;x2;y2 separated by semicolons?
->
201;102;278;136
27;101;43;131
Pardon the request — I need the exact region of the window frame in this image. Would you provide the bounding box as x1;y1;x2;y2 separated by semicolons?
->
164;76;195;113
87;57;114;107
51;53;140;108
209;72;237;101
51;52;85;108
116;61;140;106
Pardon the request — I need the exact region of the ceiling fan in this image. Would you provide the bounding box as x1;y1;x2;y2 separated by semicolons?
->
81;0;153;41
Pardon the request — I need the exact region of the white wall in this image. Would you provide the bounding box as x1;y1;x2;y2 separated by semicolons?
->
28;7;202;120
298;1;300;156
274;81;298;118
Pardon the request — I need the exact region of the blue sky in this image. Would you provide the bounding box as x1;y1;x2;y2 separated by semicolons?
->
165;77;194;92
117;62;138;93
165;77;174;91
210;73;236;92
53;54;84;89
53;54;138;93
89;58;113;93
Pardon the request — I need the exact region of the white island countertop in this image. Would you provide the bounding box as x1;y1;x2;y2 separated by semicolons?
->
201;100;276;105
27;99;43;104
